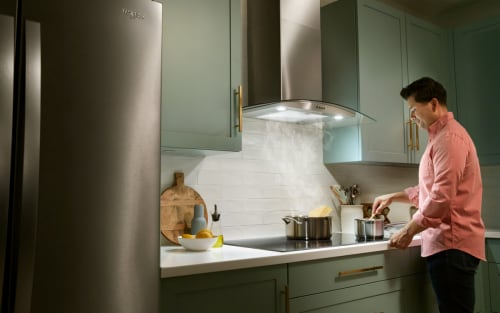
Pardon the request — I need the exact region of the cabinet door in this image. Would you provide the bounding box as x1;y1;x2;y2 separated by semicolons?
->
357;0;408;163
488;262;500;313
454;16;500;165
161;265;287;313
161;0;242;152
405;16;453;164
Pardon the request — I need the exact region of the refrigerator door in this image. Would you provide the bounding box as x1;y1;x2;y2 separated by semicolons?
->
12;20;42;313
19;0;162;312
0;10;15;308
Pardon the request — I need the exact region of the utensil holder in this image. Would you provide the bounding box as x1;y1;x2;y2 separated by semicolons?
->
340;205;363;234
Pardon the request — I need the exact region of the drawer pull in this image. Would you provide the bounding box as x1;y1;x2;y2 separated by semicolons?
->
338;265;384;277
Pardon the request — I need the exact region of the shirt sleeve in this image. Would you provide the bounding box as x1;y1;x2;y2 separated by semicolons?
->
416;132;467;229
404;186;419;206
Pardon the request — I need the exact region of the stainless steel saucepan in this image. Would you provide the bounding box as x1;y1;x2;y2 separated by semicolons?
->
354;217;384;240
282;215;332;240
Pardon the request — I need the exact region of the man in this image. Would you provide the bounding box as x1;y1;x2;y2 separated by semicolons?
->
372;77;485;313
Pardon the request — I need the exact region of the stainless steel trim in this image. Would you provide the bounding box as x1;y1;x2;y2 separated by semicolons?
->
14;20;41;313
0;12;15;305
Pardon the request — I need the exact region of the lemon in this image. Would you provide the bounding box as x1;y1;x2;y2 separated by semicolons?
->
195;229;213;238
182;233;195;239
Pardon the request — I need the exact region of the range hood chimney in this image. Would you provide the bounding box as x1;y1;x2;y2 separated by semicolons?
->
243;0;373;125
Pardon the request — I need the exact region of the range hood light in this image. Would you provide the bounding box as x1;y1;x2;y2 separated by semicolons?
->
333;114;344;120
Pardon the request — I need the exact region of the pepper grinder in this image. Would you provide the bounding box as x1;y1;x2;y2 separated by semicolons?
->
191;204;206;235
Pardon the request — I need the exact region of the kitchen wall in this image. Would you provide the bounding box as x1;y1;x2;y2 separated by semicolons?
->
161;118;339;244
161;118;500;245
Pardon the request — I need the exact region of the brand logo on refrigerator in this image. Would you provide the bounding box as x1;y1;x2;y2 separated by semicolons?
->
122;8;145;20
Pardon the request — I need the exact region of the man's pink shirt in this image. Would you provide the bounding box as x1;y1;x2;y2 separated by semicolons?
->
405;112;485;260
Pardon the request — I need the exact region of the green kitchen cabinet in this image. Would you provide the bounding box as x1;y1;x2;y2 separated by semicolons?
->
287;247;432;313
475;260;490;313
454;16;500;165
322;0;452;165
489;262;500;313
405;15;456;163
161;264;287;313
487;239;500;313
160;0;243;152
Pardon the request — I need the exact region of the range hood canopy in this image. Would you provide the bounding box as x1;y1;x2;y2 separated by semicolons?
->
243;0;374;126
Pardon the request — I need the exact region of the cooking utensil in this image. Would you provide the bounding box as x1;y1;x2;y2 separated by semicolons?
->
354;217;384;240
330;186;346;205
160;172;208;244
349;184;360;205
282;216;332;240
362;204;391;224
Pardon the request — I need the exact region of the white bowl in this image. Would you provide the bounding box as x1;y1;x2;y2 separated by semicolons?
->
178;236;217;251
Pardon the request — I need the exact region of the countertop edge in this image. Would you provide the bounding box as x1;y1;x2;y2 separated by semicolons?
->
161;237;422;278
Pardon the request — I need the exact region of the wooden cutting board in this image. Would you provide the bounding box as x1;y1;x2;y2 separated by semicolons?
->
160;172;207;245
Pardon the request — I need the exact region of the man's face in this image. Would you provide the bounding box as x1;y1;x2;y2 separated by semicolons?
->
407;95;437;130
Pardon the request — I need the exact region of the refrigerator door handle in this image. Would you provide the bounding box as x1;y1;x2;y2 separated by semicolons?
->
14;20;41;313
0;13;16;305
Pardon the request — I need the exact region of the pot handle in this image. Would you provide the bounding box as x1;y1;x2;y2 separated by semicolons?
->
282;217;303;224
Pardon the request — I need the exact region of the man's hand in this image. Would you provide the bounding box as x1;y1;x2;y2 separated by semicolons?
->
372;191;409;217
389;220;425;249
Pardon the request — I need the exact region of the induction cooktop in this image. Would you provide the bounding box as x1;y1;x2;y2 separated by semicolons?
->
225;233;389;252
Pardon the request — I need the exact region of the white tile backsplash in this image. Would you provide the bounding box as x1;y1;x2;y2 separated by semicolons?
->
161;118;500;245
161;119;339;243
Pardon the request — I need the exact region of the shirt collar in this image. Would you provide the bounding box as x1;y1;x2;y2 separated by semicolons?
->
428;112;454;137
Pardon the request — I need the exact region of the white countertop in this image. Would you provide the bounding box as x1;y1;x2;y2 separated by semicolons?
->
161;236;421;278
161;229;500;278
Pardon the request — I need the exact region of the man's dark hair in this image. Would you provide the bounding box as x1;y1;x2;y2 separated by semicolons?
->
400;77;447;106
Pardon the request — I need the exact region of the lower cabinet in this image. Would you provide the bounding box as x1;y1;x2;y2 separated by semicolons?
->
161;264;287;313
287;247;437;313
487;238;500;313
489;263;500;313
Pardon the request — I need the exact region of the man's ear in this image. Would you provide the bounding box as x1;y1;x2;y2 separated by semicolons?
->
430;98;439;111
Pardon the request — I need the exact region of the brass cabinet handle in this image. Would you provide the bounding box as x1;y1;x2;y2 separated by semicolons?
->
338;265;384;277
407;119;413;150
414;121;419;151
284;285;290;313
234;85;242;132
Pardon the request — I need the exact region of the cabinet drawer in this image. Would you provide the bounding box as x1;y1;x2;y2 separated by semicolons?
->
289;278;405;313
288;249;416;297
486;238;500;263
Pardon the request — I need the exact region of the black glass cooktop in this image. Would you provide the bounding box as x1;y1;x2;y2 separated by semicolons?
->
225;233;389;252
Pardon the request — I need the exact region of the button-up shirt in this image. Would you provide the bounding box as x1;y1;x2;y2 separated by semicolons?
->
405;112;485;260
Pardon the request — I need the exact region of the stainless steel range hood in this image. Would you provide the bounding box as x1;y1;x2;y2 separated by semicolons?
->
244;0;373;125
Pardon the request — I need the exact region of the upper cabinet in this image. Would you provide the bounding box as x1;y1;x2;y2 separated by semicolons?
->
322;0;453;165
160;0;243;152
454;16;500;165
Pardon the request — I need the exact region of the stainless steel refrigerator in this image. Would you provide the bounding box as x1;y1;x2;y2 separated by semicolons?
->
1;0;162;312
